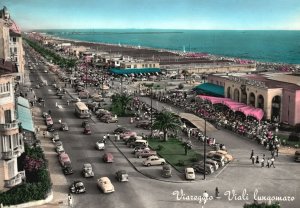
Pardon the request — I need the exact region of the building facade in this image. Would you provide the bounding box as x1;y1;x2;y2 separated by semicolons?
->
207;73;300;126
0;7;25;83
0;71;25;190
120;60;160;69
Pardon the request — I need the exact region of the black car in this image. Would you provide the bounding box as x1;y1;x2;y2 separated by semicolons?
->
113;127;128;134
47;125;55;132
62;165;74;175
69;181;86;194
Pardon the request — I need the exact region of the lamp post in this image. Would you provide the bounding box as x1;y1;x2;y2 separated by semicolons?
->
150;86;153;137
203;117;207;180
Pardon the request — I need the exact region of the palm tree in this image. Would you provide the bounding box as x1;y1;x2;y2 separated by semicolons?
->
111;93;132;116
152;111;182;141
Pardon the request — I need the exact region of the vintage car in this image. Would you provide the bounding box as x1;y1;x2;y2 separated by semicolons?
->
143;156;166;167
42;112;49;118
60;123;69;131
83;125;92;135
115;170;129;182
126;136;143;146
192;163;214;175
135;149;157;158
121;131;137;141
69;181;86;194
161;164;172;178
113;127;129;134
136;120;151;129
185;167;196;180
82;163;94;178
62;165;74;175
100;115;118;123
55;141;65;154
51;132;60;142
207;150;233;163
132;146;150;154
97;177;115;193
59;152;71;167
45;115;53;126
205;159;219;171
95;140;105;150
103;152;114;163
47;125;55;132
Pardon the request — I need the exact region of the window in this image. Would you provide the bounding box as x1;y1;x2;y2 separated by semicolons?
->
12;37;17;42
153;64;156;67
14;47;17;53
134;65;137;68
5;110;12;123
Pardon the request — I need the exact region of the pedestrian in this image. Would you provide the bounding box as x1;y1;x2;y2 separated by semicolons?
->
266;158;270;168
251;155;255;165
276;147;279;157
43;131;46;138
67;100;70;106
255;156;259;164
270;157;275;168
215;187;220;199
48;110;51;115
55;102;58;107
203;190;209;201
271;150;275;158
58;119;62;124
37;126;40;132
250;150;254;159
107;133;110;139
263;154;265;160
261;157;265;168
68;193;73;207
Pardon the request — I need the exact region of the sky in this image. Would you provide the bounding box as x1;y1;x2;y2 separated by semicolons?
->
1;0;300;30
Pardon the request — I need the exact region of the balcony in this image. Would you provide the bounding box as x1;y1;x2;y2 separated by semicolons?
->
0;121;19;132
4;170;26;188
1;145;24;160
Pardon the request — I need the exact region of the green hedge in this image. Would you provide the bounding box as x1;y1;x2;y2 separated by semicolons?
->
0;146;52;205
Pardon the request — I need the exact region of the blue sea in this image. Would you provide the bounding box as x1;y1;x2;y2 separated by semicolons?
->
41;29;300;64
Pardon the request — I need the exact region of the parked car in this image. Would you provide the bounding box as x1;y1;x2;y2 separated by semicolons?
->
103;152;114;163
185;167;196;180
83;125;92;135
136;120;151;129
51;132;60;142
62;165;74;175
121;131;137;141
60;123;69;131
95;140;105;150
295;150;300;162
97;177;115;193
132;146;150;154
115;170;129;182
143;156;166;166
135;149;157;158
193;163;214;175
59;152;71;167
82;163;94;178
70;181;86;194
205;159;219;171
42;112;49;118
100;115;118;123
161;164;172;178
45;115;53;126
47;125;55;132
130;139;149;148
55;142;65;154
210;154;226;167
207;150;233;163
126;136;143;146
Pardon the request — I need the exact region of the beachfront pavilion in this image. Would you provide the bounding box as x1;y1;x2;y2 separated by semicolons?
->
193;83;224;97
109;68;161;76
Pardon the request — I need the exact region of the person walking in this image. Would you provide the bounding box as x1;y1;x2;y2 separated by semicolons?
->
203;190;209;201
255;156;259;164
261;157;265;168
215;187;220;199
266;158;270;168
270;157;275;168
68;193;73;207
55;102;58;107
251;155;255;165
275;147;279;157
250;150;254;159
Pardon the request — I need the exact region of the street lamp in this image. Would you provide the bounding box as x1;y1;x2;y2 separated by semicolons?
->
150;86;153;137
203;117;207;180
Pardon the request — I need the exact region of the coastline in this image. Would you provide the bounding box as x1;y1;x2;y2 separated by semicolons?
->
45;33;299;68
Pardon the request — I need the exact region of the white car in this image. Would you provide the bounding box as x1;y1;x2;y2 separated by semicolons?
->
97;177;115;193
82;163;94;178
95;140;105;150
143;156;166;167
185;167;195;180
